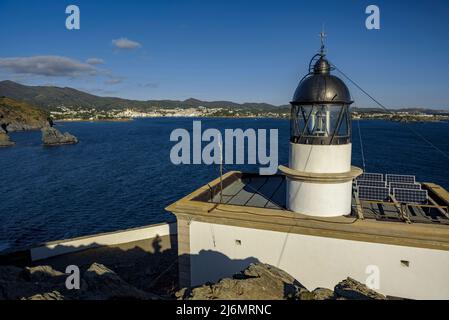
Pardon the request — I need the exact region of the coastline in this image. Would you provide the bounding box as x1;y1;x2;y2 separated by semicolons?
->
52;115;449;123
54;117;134;123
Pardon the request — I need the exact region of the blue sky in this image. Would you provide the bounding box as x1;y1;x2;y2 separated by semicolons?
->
0;0;448;108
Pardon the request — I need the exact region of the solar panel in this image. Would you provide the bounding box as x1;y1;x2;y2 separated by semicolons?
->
358;173;383;182
389;182;421;190
386;174;416;184
393;188;427;204
358;186;390;201
356;180;387;188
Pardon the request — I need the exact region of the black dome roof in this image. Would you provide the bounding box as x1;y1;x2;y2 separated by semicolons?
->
292;56;352;105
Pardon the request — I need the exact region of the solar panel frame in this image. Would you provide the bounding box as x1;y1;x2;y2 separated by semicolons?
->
356;180;387;188
389;182;421;190
357;173;384;182
358;186;390;202
386;174;416;184
393;188;428;204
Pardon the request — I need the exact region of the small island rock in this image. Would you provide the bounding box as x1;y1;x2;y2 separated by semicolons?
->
41;126;78;146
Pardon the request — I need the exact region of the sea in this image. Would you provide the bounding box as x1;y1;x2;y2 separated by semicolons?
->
1;118;449;252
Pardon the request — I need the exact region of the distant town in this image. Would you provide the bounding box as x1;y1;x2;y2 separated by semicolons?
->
50;105;449;122
50;105;290;121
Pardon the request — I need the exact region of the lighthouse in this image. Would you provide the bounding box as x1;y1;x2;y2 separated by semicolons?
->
279;38;362;217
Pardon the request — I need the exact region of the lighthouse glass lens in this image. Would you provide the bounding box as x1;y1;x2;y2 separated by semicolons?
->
327;104;343;136
291;104;350;144
290;105;313;140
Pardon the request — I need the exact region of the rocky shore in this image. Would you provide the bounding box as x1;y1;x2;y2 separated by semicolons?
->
0;96;78;147
0;96;50;132
0;128;14;147
0;262;387;300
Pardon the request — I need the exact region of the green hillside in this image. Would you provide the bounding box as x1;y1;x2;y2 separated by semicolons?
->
0;96;50;132
0;80;289;113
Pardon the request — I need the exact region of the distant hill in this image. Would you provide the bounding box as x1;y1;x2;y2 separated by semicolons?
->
351;106;449;115
1;80;446;116
0;96;50;132
0;80;289;113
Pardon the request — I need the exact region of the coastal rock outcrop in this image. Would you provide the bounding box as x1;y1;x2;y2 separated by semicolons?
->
41;126;78;146
177;263;388;300
177;263;308;300
0;263;158;300
26;291;65;300
0;261;388;300
81;263;158;300
0;96;50;132
0;129;14;147
334;277;386;300
298;287;336;300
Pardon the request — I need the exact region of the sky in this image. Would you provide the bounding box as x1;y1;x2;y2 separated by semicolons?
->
0;0;448;109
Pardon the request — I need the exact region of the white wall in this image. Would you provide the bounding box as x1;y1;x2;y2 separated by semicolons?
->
287;180;353;217
189;221;449;300
289;143;351;173
31;222;176;261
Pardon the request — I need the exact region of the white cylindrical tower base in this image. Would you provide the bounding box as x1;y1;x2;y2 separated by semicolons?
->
286;179;353;217
280;142;360;217
289;143;352;173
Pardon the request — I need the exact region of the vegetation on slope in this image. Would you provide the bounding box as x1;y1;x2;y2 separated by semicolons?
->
0;96;50;132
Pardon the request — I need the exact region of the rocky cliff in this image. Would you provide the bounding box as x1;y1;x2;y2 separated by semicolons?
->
0;96;50;132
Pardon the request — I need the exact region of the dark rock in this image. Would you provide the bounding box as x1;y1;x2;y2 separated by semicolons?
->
25;291;65;300
25;265;65;283
297;290;316;300
80;263;159;300
0;266;38;300
334;277;386;300
178;263;307;300
311;288;335;300
41;126;78;146
297;287;335;300
0;263;160;300
177;265;388;301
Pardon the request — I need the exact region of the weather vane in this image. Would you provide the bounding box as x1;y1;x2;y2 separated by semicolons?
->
319;24;327;55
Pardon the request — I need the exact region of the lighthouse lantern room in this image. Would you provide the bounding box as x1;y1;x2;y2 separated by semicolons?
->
279;37;362;217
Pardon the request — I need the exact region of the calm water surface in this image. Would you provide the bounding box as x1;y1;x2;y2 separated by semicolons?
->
1;118;448;251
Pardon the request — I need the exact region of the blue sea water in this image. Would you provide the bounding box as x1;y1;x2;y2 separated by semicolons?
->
1;118;449;251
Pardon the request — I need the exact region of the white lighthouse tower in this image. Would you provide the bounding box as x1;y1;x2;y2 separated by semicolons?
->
279;38;362;217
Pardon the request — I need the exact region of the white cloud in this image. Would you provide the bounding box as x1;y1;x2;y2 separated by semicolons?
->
105;78;123;85
0;56;97;77
112;37;142;50
86;58;104;65
140;82;159;88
